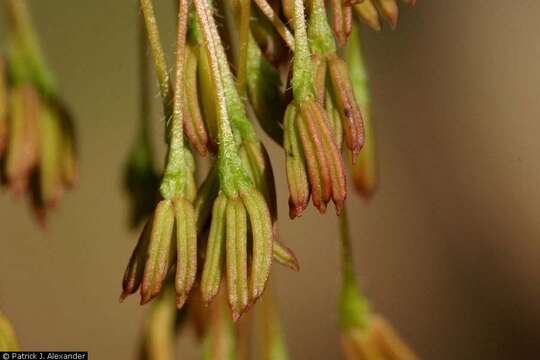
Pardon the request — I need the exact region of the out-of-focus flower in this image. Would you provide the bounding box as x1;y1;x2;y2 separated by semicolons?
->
201;290;237;360
347;28;377;198
354;0;417;31
0;310;19;351
258;287;290;360
339;208;418;360
138;285;177;360
1;0;77;223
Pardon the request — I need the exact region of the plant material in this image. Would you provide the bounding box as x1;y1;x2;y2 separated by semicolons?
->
347;28;377;198
354;0;417;31
1;0;77;223
339;207;418;360
0;311;19;351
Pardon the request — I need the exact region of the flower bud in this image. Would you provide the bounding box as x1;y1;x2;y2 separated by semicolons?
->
284;104;309;218
328;55;365;160
38;105;64;209
225;197;249;320
173;198;198;308
56;103;78;188
375;0;399;29
326;87;344;150
272;241;300;271
196;45;219;149
5;85;40;194
353;0;382;31
0;311;19;351
331;0;353;47
240;189;273;301
140;199;176;305
120;220;152;301
300;100;347;214
184;44;210;156
341;315;419;360
201;194;228;304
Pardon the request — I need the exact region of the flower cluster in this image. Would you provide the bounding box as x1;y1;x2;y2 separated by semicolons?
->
119;0;417;357
0;1;76;223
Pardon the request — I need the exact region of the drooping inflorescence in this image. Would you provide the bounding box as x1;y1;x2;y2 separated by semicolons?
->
0;0;77;224
117;0;419;355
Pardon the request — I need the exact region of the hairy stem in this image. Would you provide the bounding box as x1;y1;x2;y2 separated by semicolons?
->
237;0;251;95
160;0;190;196
291;0;314;101
194;0;243;196
253;0;295;50
140;0;173;114
5;0;56;95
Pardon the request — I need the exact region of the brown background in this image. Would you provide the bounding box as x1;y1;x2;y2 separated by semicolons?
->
1;1;540;359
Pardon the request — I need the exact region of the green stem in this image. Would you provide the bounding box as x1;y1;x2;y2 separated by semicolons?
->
138;13;152;144
160;0;190;199
140;0;173;115
307;0;336;56
338;206;372;330
339;206;355;279
291;0;314;101
194;0;243;196
345;27;370;109
210;4;258;143
237;0;251;95
5;0;56;96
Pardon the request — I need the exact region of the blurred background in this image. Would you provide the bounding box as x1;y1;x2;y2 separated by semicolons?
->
1;1;540;359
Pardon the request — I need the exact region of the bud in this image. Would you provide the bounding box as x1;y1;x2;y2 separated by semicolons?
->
341;315;419;360
38;105;64;209
201;194;228;304
56;103;78;188
375;0;399;29
184;44;210;156
297;100;347;215
283;103;309;218
120;220;151;301
331;0;353;47
173;197;197;308
140;200;176;305
196;45;219;150
225;197;249;320
5;85;40;194
328;55;365;159
0;310;19;351
240;189;273;301
272;241;300;271
353;0;382;31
